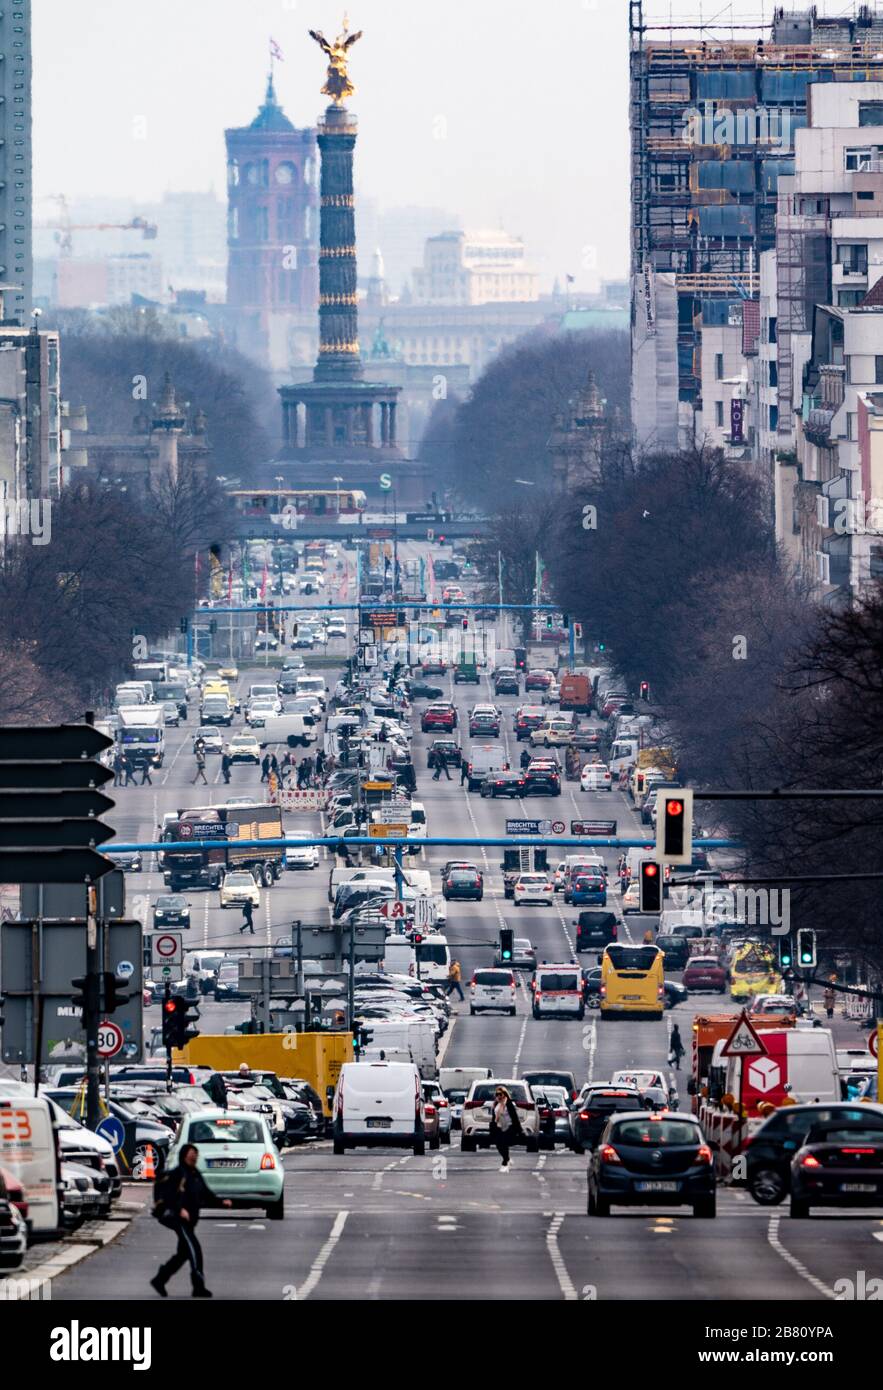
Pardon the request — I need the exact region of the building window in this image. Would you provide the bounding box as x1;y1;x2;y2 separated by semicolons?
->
715;353;724;380
859;102;883;127
769;360;778;388
715;400;724;428
848;412;857;440
857;189;875;201
768;316;777;343
845;147;879;172
876;357;883;385
837;243;868;274
770;404;778;431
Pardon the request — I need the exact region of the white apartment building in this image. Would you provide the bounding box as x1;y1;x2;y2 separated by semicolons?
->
411;230;539;306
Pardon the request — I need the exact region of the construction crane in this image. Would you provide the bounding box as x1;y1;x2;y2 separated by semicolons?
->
35;194;158;256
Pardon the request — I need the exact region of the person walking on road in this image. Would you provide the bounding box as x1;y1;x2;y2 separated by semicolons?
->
122;753;137;787
280;751;293;785
669;1023;685;1070
445;959;464;1002
112;749;124;787
460;758;470;786
192;746;207;785
239;898;255;935
823;985;836;1019
432;750;451;782
489;1086;522;1173
520;747;531;771
150;1143;231;1299
139;759;153;786
260;754;271;783
315;748;326;780
221;751;231;784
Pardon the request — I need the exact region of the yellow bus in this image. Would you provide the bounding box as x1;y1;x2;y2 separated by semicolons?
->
600;943;665;1020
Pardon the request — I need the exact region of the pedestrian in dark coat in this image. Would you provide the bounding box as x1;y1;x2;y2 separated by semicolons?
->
260;754;271;783
150;1143;231;1298
221;752;232;784
122;753;137;786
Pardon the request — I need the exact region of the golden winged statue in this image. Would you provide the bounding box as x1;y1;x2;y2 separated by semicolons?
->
308;15;363;104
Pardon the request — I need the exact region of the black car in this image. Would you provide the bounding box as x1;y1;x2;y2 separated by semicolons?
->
428;738;462;768
654;933;692;970
737;1102;883;1206
479;771;526;799
574;911;618;951
442;867;484;901
789;1115;883;1218
523;764;561;796
587;1112;716;1217
494;671;520;696
152;894;191;929
522;1069;578;1101
570;1085;643;1153
409;681;444;700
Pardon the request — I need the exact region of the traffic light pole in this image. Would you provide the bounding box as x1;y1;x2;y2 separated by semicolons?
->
164;980;172;1093
85;897;101;1132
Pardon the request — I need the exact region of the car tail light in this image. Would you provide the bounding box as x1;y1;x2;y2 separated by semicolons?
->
260;1153;276;1170
599;1144;621;1164
554;1108;568;1118
424;1105;436;1117
841;1147;876;1155
579;1111;592;1121
464;1099;482;1109
436;1098;448;1108
696;1144;712;1165
600;985;607;997
515;1100;533;1110
801;1153;822;1169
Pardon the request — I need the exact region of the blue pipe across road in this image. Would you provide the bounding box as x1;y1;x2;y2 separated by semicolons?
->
112;836;742;852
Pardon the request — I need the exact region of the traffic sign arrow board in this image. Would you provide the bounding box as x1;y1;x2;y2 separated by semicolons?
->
721;1011;768;1058
0;789;115;820
0;760;115;790
0;725;113;760
0;819;116;849
0;847;115;882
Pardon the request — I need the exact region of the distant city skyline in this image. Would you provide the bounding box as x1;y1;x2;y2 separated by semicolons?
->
32;1;872;296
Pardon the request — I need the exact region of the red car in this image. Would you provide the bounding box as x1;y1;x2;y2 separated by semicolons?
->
525;669;553;691
421;703;457;732
682;955;728;994
600;695;628;718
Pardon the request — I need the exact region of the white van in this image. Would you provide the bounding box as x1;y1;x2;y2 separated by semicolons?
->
383;935;416;977
0;1092;60;1233
329;865;396;902
414;933;451;986
609;737;639;776
296;675;328;709
532;963;584;1020
332;1061;425;1153
361;1019;438;1079
470;967;517;1016
259;712;317;748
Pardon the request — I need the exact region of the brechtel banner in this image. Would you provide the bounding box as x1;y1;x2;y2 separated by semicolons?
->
268;789;330;811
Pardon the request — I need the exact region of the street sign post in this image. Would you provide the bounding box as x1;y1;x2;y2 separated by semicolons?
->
506;819;545;836
368;823;408;838
150;931;184;984
721;1011;767;1156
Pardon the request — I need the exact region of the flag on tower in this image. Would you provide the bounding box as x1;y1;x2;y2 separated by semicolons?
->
270;38;284;62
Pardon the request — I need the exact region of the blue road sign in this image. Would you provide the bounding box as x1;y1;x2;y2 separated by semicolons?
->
96;1115;125;1154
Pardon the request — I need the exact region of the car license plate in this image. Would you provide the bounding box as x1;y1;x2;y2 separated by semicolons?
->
622;994;641;1001
635;1180;679;1192
367;1118;392;1129
840;1182;877;1193
207;1158;246;1169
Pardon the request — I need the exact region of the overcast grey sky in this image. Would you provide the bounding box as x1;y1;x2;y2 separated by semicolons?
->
32;1;866;290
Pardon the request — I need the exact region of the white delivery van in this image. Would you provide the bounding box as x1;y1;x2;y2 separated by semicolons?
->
296;675;328;709
721;1027;840;1111
332;1061;425;1153
117;704;165;766
465;743;509;792
402;868;446;927
383;935;417;977
259;712;318;748
414;933;451;986
0;1092;60;1233
361;1019;438;1079
609;737;639;776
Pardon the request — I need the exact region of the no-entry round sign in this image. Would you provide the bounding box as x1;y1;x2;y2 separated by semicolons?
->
97;1020;124;1059
870;1029;879;1060
155;934;179;959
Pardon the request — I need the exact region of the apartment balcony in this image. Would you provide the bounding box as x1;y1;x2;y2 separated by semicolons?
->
819;364;846;411
833;262;868;289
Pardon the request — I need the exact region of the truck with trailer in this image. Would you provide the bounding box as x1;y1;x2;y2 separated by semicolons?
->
163;803;285;891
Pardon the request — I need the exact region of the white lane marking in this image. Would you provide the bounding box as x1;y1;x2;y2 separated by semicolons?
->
873;1231;883;1243
546;1213;578;1301
766;1213;836;1299
512;1016;528;1072
372;1159;399;1191
584;1017;597;1082
294;1209;349;1300
202;895;209;949
160;732;187;786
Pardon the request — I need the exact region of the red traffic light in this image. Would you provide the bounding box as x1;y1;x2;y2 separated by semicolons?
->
666;799;684;816
643;862;658;877
461;618;468;631
163;999;176;1014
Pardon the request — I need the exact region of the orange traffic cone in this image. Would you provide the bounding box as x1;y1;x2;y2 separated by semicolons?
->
139;1144;156;1181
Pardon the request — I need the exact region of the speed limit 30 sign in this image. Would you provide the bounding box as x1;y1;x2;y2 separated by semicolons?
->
97;1020;124;1059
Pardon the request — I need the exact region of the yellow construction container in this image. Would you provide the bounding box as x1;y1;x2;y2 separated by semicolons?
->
176;1033;352;1115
